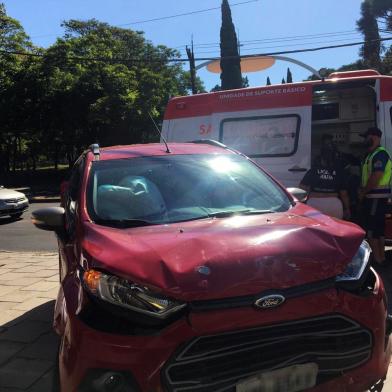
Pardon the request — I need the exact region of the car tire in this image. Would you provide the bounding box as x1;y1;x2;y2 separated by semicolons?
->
9;212;23;219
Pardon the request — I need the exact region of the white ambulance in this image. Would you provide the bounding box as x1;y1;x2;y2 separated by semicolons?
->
162;69;392;189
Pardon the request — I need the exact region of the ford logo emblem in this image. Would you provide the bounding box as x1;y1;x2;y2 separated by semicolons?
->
196;266;211;276
254;294;285;309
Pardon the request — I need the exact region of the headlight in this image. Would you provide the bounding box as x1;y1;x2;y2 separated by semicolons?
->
82;269;186;319
336;241;371;289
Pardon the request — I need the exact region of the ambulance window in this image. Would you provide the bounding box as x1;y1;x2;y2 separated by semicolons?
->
220;115;300;157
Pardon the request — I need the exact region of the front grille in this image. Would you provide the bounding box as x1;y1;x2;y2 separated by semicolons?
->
190;278;335;311
162;315;372;392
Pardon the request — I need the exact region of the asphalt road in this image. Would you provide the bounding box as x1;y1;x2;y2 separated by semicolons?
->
0;202;58;252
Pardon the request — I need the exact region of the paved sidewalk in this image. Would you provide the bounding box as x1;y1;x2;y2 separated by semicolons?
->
0;251;59;391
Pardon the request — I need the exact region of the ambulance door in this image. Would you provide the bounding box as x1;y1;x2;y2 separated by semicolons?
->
378;78;392;152
378;78;392;240
215;105;312;187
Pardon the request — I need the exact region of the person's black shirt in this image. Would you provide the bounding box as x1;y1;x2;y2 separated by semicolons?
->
301;165;347;194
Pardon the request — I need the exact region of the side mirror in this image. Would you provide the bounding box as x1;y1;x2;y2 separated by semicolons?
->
31;207;65;232
286;187;308;203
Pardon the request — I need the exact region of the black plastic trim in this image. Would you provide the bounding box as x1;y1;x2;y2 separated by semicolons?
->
190;277;336;312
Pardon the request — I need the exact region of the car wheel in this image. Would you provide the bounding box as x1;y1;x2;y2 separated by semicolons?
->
10;212;23;219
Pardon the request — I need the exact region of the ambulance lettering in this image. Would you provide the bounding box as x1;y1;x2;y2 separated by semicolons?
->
199;124;212;135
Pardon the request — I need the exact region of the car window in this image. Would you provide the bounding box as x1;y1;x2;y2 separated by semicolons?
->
65;156;85;234
68;156;85;201
86;154;291;226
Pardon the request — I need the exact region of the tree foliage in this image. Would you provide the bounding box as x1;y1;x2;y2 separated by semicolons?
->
242;76;249;87
220;0;242;90
0;6;205;176
308;1;392;80
357;0;381;68
286;68;293;83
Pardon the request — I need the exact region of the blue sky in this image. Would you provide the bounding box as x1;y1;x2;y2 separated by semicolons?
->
3;0;385;90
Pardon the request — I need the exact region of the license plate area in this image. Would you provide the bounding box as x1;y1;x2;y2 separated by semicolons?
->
236;363;318;392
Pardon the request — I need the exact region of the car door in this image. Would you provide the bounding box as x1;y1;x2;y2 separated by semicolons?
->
58;156;85;282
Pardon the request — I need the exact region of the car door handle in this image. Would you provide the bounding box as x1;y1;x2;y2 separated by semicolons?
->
288;166;307;172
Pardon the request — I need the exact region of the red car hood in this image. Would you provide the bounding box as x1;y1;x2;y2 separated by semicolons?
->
82;204;364;301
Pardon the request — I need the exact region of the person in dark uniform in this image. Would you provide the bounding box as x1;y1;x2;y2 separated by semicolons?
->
300;136;351;219
359;127;392;266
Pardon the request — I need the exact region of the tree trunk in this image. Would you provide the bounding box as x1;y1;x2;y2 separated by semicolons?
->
12;137;17;172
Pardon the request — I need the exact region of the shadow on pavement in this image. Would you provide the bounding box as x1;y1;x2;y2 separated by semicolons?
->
0;301;59;391
0;216;22;226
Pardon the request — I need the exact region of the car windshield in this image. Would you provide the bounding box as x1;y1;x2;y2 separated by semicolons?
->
86;154;292;227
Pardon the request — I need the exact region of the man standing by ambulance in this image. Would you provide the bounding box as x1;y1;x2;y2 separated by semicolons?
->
359;127;392;266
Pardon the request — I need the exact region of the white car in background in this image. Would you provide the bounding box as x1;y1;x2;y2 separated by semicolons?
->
0;186;29;219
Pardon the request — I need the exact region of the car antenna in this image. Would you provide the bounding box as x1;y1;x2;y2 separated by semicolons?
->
148;112;171;153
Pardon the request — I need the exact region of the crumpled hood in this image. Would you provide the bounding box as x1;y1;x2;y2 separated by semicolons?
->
82;204;364;301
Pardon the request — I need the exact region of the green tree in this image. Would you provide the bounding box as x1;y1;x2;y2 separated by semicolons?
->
266;76;271;85
371;0;392;30
210;84;222;92
38;19;205;160
0;3;38;175
220;0;242;90
281;78;286;84
178;71;206;95
0;11;205;173
286;68;293;83
357;0;381;69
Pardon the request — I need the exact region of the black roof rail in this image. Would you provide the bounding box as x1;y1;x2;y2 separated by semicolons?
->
191;139;228;149
89;143;100;160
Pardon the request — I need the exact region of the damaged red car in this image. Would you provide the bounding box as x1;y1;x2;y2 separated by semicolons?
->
32;141;391;392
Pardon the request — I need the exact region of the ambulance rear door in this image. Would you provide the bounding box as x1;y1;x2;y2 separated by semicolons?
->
379;77;392;152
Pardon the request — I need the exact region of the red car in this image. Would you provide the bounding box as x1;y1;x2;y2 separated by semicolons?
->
32;141;391;392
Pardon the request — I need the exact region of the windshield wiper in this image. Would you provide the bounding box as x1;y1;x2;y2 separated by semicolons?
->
207;209;274;218
95;218;155;228
241;209;274;215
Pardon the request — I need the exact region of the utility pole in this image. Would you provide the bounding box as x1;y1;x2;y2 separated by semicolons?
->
237;28;241;56
186;37;197;95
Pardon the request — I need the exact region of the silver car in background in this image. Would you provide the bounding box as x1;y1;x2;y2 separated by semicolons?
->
0;186;29;219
